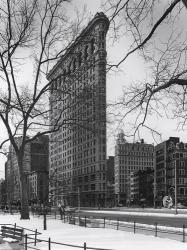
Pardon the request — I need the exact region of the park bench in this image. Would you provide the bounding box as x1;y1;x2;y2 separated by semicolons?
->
0;226;24;243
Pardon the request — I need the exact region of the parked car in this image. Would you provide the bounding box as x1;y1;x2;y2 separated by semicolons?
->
117;203;123;207
65;206;77;213
177;203;187;209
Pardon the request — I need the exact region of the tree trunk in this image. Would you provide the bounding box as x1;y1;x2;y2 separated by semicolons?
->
20;173;30;219
17;154;30;219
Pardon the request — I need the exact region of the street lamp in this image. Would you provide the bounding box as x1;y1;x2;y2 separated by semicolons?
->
174;161;178;215
78;187;80;211
168;161;178;215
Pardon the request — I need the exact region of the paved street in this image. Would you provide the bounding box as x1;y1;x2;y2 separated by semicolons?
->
79;209;187;228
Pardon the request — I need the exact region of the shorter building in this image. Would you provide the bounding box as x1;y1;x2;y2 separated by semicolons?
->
155;137;187;206
130;169;154;206
6;135;49;204
115;131;154;205
27;171;49;205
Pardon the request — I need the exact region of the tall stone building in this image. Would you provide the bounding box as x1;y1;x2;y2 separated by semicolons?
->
6;136;49;205
114;131;154;205
47;13;109;207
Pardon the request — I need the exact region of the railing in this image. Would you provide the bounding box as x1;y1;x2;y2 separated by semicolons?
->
1;211;186;249
24;234;113;250
0;223;41;238
0;223;42;250
0;216;112;250
32;209;187;243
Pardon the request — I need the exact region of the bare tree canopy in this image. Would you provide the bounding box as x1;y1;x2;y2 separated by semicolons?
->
0;0;89;219
104;0;187;140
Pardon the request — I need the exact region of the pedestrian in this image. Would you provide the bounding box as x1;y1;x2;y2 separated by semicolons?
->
59;205;65;219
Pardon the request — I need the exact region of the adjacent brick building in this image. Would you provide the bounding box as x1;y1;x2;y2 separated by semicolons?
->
155;137;187;206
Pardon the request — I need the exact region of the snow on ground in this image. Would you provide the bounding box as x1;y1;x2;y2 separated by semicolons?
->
0;213;187;250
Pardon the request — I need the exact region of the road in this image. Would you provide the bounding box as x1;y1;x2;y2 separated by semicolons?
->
78;209;187;228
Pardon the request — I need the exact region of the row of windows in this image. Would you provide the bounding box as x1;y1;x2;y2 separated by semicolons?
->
118;145;153;153
50;139;105;157
167;178;187;185
167;169;186;176
50;135;100;150
117;153;154;158
50;163;105;178
74;182;106;192
179;187;187;195
118;159;153;164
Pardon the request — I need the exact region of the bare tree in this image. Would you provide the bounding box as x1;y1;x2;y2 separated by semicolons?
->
104;0;187;139
0;0;90;219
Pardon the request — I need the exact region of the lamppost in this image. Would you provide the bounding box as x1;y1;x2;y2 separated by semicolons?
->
78;187;80;211
174;161;178;215
153;181;156;208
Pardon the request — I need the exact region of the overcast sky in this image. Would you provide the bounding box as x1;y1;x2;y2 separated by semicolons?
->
0;0;187;178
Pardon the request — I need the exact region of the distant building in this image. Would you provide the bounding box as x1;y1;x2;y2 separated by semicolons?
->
130;169;154;206
27;171;48;204
114;131;154;205
6;136;49;205
155;137;187;206
47;13;109;207
0;179;7;207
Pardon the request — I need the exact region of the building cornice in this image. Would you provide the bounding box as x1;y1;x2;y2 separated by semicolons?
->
47;12;109;80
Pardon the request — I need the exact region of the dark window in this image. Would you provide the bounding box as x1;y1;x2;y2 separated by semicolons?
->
78;52;82;66
84;45;88;60
84;176;89;182
73;58;76;71
91;174;95;181
90;38;95;54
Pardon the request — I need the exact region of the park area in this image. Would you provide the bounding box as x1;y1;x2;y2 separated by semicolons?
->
0;211;187;250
